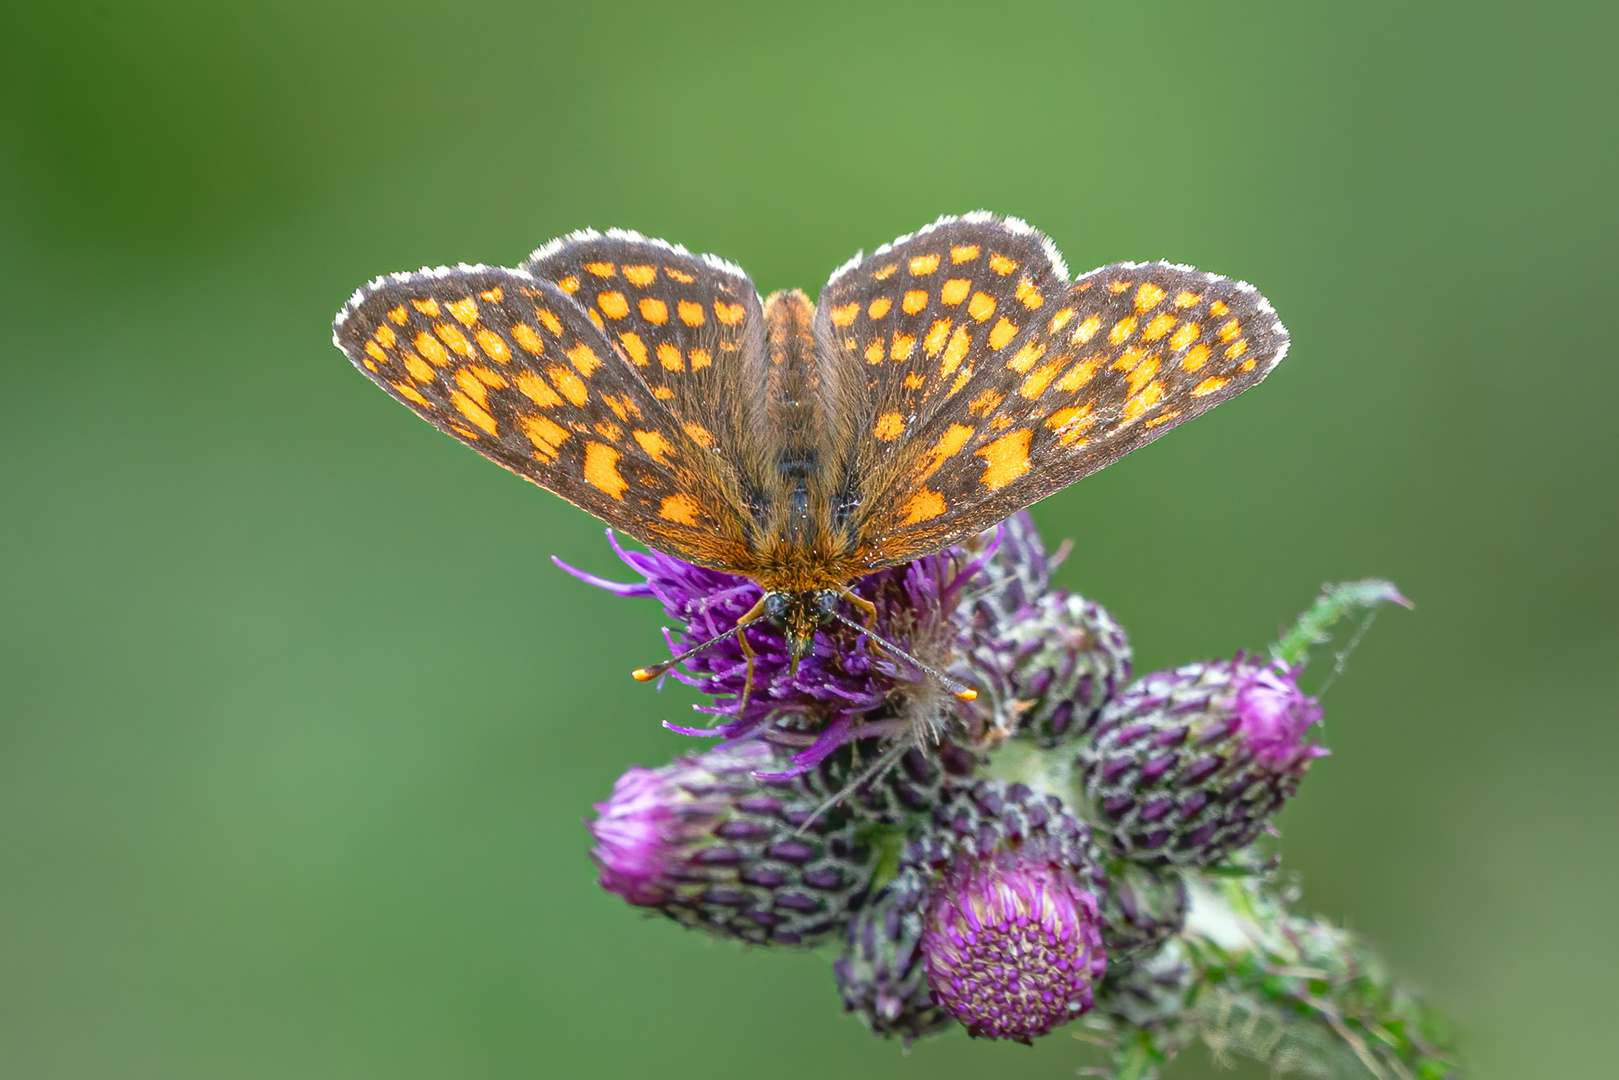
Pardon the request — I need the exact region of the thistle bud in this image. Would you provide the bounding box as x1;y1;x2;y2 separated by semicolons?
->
834;866;952;1043
1001;590;1131;746
587;741;877;946
1080;656;1327;866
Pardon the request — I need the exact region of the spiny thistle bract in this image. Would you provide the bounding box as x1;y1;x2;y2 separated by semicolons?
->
578;514;1456;1077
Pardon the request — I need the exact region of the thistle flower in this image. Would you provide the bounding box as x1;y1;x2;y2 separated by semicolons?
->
557;515;1055;779
834;866;953;1043
998;590;1131;746
587;740;877;946
1079;655;1327;866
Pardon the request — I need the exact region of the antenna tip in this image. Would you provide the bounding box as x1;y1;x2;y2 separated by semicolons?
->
631;666;664;682
954;687;978;701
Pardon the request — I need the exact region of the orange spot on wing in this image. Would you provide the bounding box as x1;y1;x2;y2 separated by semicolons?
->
557;276;581;294
940;327;972;376
988;253;1018;275
1141;313;1176;342
412;298;440;317
450;390;498;435
447;297;479;325
479;286;504;303
435;323;474;357
403;352;435;382
657;343;683;371
901;488;946;524
387;305;409;324
546;364;588;406
1122;380;1166;422
391;380;429;407
594;421;622;441
988;317;1018;350
908;253;940;275
1006;340;1047;374
968;389;1003;416
597;291;630;319
1108;316;1138;346
1145;408;1183;427
652;386;675;400
587;309;605;331
535;307;564;335
941;278;971;305
689;347;712;370
1169;322;1200;351
585;262;616;278
665;267;695;284
864;337;886;364
903;290;929;315
414;332;451;367
1056;357;1102;392
872;263;898;281
1015;276;1044;310
516;370;562;407
1134;282;1166;312
968;292;996;321
1209;300;1230;316
1108;280;1131;294
364;341;387;363
874;412;905;440
1047;404;1095;444
522;415;569;460
566;343;602;376
639;297;669;325
659;493;701;526
619;331;649;366
583;441;627;498
512;323;545;354
976;428;1031;490
1072;314;1102;345
678;300;706;327
1125;354;1161;394
1113;346;1148;372
927;424;975;469
891;333;916;361
474;328;512;363
634;429;675;463
714;300;745;325
1225;339;1249;359
950;244;979;263
1181;343;1211;371
903;371;925;389
454;367;489;406
868;296;892;319
373;325;397;349
683;422;713;447
1218;318;1242;342
623;264;657;286
923;318;953;357
831;302;859;327
1018;358;1069;399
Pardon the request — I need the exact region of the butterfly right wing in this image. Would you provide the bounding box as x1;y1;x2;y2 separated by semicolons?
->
332;264;758;574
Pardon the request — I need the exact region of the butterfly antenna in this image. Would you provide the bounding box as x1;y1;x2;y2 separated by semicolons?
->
632;598;770;683
827;610;977;701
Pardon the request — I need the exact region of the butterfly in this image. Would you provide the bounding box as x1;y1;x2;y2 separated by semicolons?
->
332;212;1289;695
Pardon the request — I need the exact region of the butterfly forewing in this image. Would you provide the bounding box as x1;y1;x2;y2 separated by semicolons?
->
332;264;757;572
815;216;1289;566
523;231;777;493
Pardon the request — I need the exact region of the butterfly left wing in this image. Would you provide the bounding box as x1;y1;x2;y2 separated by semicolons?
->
814;214;1290;567
332;263;759;573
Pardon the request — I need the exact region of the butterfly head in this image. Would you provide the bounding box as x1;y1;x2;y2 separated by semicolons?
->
764;590;841;673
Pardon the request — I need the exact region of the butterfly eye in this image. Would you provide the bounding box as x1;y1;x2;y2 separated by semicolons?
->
814;591;840;620
764;593;791;623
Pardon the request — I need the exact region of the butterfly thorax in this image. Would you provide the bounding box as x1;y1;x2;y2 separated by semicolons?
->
742;290;866;593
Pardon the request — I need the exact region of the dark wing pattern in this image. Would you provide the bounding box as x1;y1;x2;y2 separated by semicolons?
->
331;263;758;572
522;230;777;499
813;214;1289;568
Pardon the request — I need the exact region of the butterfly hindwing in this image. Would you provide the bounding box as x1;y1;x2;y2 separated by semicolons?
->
331;264;757;573
815;215;1290;566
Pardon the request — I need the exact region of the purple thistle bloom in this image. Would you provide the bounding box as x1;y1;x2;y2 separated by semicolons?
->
1080;654;1328;866
556;516;1050;777
920;854;1107;1043
587;741;877;946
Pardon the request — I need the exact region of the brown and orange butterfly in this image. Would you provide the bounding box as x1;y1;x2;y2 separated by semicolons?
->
333;213;1288;691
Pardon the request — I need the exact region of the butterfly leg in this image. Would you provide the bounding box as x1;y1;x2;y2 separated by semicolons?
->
732;595;768;719
835;585;884;658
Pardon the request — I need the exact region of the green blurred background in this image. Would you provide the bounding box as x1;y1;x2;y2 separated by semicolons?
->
1;1;1613;1077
